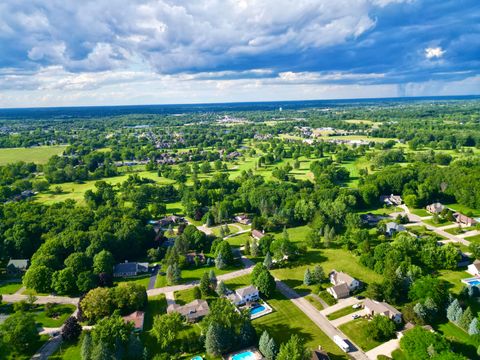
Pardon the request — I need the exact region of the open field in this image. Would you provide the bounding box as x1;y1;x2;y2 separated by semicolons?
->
339;318;383;351
0;145;67;165
0;281;23;294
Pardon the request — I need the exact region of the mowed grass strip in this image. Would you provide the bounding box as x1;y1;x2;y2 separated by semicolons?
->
0;145;67;165
339;318;382;351
326;305;358;320
0;281;23;294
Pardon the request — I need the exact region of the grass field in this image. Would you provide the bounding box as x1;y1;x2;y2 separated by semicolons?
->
114;273;151;288
225;232;251;246
326;305;358;320
50;338;82;360
465;234;480;243
446;203;480;217
436;321;480;359
339;318;383;351
438;269;469;294
410;208;430;217
34;304;76;328
0;281;23;294
0;145;67;165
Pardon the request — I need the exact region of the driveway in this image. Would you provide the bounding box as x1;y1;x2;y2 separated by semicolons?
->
365;338;400;360
330;310;364;327
147;266;159;290
320;297;361;316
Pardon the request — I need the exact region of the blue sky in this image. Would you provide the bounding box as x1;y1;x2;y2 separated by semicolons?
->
0;0;479;108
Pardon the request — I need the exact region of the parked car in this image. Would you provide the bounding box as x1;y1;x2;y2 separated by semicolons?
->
352;303;362;309
352;314;361;319
355;295;365;300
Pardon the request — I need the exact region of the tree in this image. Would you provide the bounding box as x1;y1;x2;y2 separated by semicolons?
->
276;334;309;360
259;331;270;356
367;315;396;341
23;265;53;293
250;238;259;257
205;322;225;356
93;250;114;275
469;318;479;335
113;283;147;314
409;277;449;306
459;307;473;330
62;316;82;341
265;337;279;360
209;269;217;289
1;311;39;352
152;312;183;350
263;252;272;269
239;320;257;348
254;268;276;298
216;281;227;296
77;271;98;293
312;265;325;284
304;268;312;285
215;253;226;270
81;331;93;360
193;286;202;299
400;326;450;360
126;334;144;360
446;299;461;323
80;287;113;323
200;272;211;296
214;241;234;265
166;263;181;285
92;314;133;350
91;341;112;360
52;267;77;295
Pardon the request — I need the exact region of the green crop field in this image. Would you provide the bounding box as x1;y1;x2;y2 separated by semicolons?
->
0;145;67;165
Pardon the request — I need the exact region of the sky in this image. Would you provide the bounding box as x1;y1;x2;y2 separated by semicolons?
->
0;0;479;108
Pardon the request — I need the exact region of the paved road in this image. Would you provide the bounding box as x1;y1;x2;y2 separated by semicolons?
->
147;266;159;290
365;338;399;360
274;280;369;360
3;294;79;305
31;335;63;360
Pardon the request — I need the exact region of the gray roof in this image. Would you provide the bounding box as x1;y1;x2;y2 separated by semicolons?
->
386;222;405;233
167;299;210;321
364;298;401;317
7;259;29;269
329;283;350;298
114;262;148;274
236;285;259;298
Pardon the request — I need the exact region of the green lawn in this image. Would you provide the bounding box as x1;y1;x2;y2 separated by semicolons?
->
436;322;480;359
339;318;383;351
225;232;251;247
410;208;430;217
305;295;324;311
211;225;237;237
50;337;82;360
0;145;67;165
465;234;480;243
272;225;311;243
34;304;76;328
114;274;151;288
326;305;358;320
0;281;23;294
423;219;454;228
271;248;383;295
438;269;469;295
446;203;480;217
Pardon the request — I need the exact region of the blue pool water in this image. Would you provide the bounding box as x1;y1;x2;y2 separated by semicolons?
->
250;305;266;315
191;357;202;360
466;279;480;286
232;351;255;360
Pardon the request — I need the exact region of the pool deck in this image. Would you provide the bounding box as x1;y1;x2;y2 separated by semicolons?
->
461;276;480;285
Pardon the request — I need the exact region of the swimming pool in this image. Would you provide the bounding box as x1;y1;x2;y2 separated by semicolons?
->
462;278;480;286
231;351;256;360
250;305;266;315
191;356;203;360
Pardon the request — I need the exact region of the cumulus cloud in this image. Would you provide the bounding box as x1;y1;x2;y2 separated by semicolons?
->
425;47;445;59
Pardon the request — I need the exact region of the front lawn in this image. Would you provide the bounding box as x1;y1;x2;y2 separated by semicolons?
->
410;208;430;217
438;269;469;295
465;234;480;244
326;305;358;320
0;281;23;294
34;304;76;328
114;273;151;288
445;203;480;218
50;337;82;360
423;219;454;228
339;318;383;351
305;295;324;311
436;322;480;359
225;232;251;247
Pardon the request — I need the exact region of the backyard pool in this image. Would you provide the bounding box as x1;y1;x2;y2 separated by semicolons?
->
462;277;480;286
191;357;203;360
231;351;256;360
250;305;266;316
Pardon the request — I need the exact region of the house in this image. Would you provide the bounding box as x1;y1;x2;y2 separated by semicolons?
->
113;261;149;277
6;259;29;274
426;202;445;214
186;252;206;265
467;260;480;276
360;213;384;226
327;283;351;300
311;347;331;360
380;194;403;206
385;222;406;236
122;311;145;331
251;230;265;241
329;270;360;291
234;214;251;225
158;215;186;227
363;298;402;323
227;285;260;306
454;213;477;227
167;299;210;323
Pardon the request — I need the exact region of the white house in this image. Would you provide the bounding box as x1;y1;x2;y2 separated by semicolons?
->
228;285;260;306
327;283;350;300
329;270;360;291
385;222;406;236
363;298;402;324
426;202;445;214
467;260;480;276
380;194;403;206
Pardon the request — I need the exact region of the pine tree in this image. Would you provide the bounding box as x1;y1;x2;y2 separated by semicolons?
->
312;265;324;284
205;323;223;356
304;268;312;285
209;269;217;289
263;252;273;269
219;226;225;238
216;280;227;296
265;337;279;360
91;341;111;360
259;330;270;356
459;307;474;330
282;226;289;242
81;332;92;360
239;321;257;348
413;303;427;321
216;253;226;269
126;334;144;359
446;299;461;322
244;239;251;255
453;307;463;324
224;224;231;235
250;239;259;257
469;318;479;335
200;272;211;296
